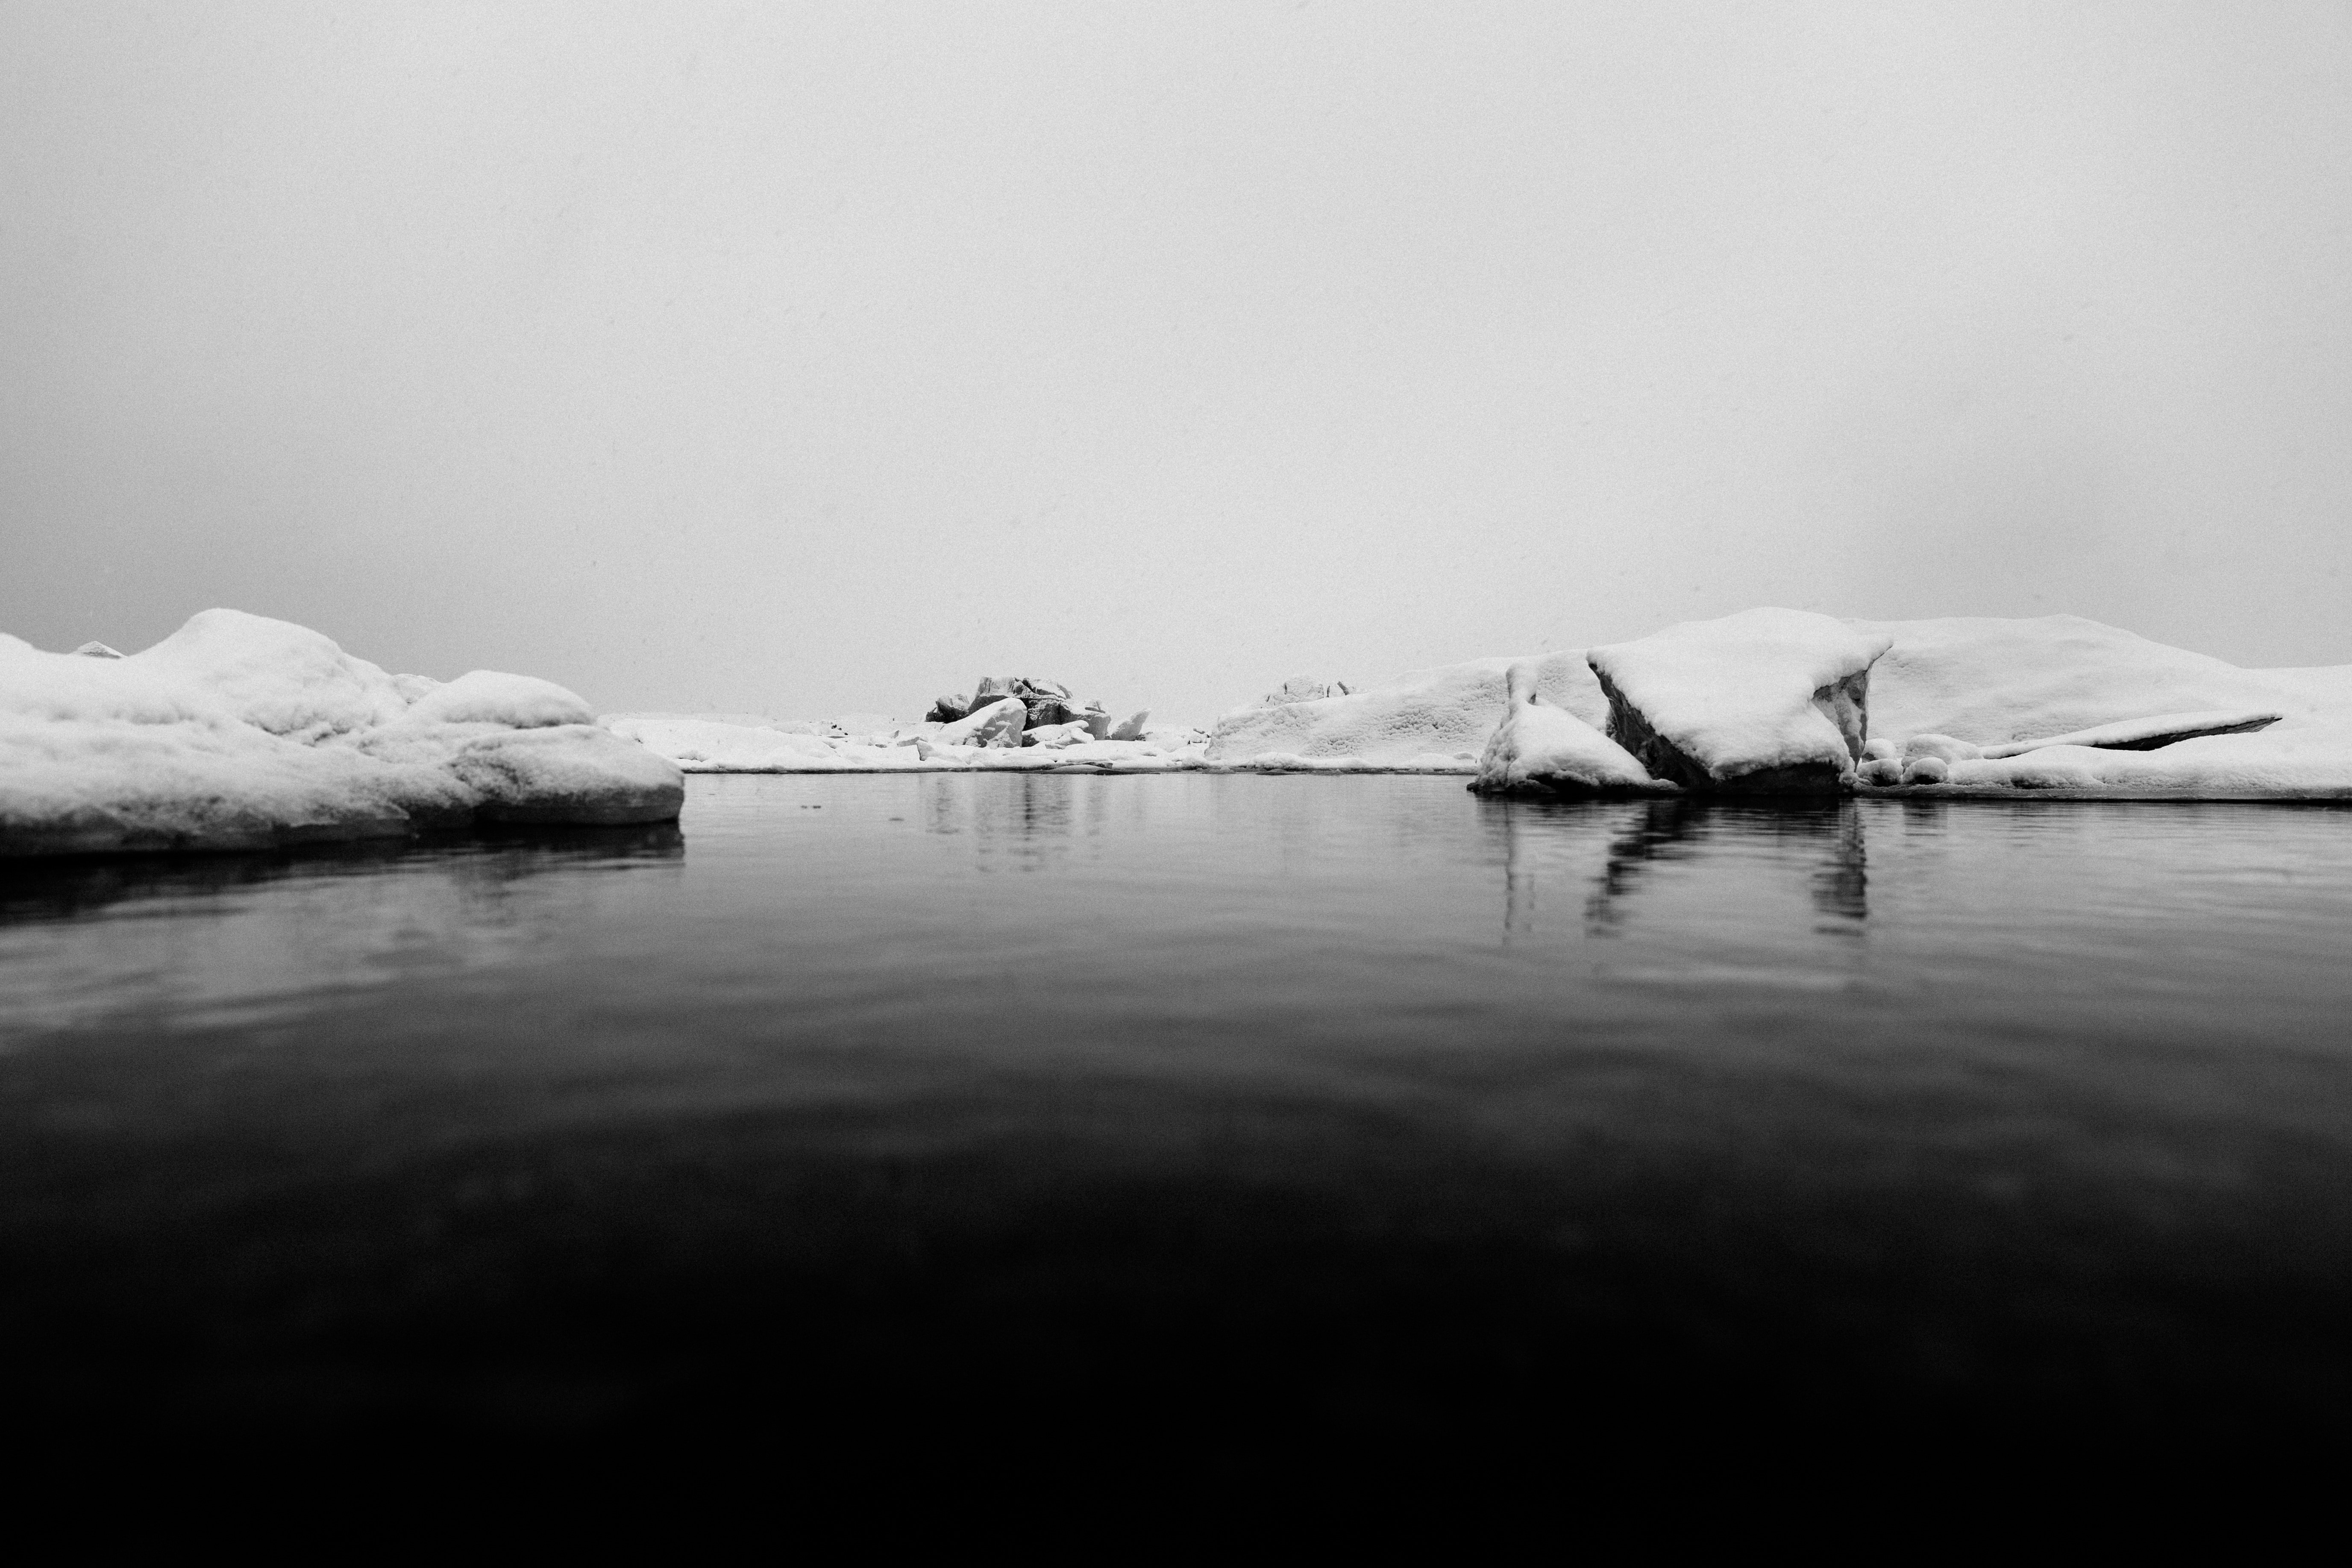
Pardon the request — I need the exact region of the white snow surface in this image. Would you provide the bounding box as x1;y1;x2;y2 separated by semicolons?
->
2;609;684;855
1473;664;1659;795
605;610;2352;796
1846;615;2352;798
1976;708;2281;759
1586;608;1891;779
1205;652;1608;771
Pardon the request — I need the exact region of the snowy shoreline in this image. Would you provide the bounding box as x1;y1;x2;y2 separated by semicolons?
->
8;606;2352;858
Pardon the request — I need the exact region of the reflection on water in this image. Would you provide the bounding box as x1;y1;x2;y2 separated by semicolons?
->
0;826;682;1036
1488;796;1869;942
6;776;2352;1453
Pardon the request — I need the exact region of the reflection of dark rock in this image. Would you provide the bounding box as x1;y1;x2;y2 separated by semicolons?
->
1812;802;1868;923
1580;799;1867;931
1583;798;1703;930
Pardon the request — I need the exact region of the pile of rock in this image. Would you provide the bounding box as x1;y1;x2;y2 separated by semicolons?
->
927;677;1149;749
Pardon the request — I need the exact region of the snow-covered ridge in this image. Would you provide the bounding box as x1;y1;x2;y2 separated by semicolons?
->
1;610;683;856
603;611;2352;799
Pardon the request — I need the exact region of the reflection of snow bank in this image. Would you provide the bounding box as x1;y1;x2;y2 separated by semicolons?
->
2;610;683;856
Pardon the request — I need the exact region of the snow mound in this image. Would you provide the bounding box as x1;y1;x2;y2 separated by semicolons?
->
1849;615;2303;745
1586;608;1890;793
1471;662;1663;797
1;610;682;857
599;716;840;770
1206;652;1607;770
1978;708;2280;758
1844;616;2352;798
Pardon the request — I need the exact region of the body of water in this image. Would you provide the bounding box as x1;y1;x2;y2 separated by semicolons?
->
6;775;2351;1483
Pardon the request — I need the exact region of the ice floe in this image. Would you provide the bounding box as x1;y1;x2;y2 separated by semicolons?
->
2;610;683;856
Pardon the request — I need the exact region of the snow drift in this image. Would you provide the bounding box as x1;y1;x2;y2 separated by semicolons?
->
1471;662;1663;797
1847;616;2352;799
1204;652;1609;771
1;610;684;856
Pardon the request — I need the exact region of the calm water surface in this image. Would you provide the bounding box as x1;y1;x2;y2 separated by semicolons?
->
6;774;2352;1459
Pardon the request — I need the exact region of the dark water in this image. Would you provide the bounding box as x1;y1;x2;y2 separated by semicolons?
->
6;774;2352;1483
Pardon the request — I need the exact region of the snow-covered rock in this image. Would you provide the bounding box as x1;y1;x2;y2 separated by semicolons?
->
1586;608;1890;793
1471;662;1662;797
1207;652;1607;770
72;642;123;659
1;609;683;856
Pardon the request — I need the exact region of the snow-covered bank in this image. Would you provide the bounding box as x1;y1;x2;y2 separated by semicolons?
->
1;611;683;856
1204;653;1610;771
1847;616;2352;799
603;711;1212;773
597;612;2352;799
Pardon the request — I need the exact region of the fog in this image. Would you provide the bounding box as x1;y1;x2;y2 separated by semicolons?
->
6;2;2349;722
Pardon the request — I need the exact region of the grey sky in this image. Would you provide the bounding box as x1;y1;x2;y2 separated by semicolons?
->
6;2;2349;722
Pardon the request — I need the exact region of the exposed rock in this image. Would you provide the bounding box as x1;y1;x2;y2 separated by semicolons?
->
1471;663;1661;797
927;693;971;723
935;695;1026;748
1586;608;1890;794
72;642;124;659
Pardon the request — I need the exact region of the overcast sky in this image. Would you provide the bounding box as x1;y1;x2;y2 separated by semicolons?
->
6;2;2350;721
